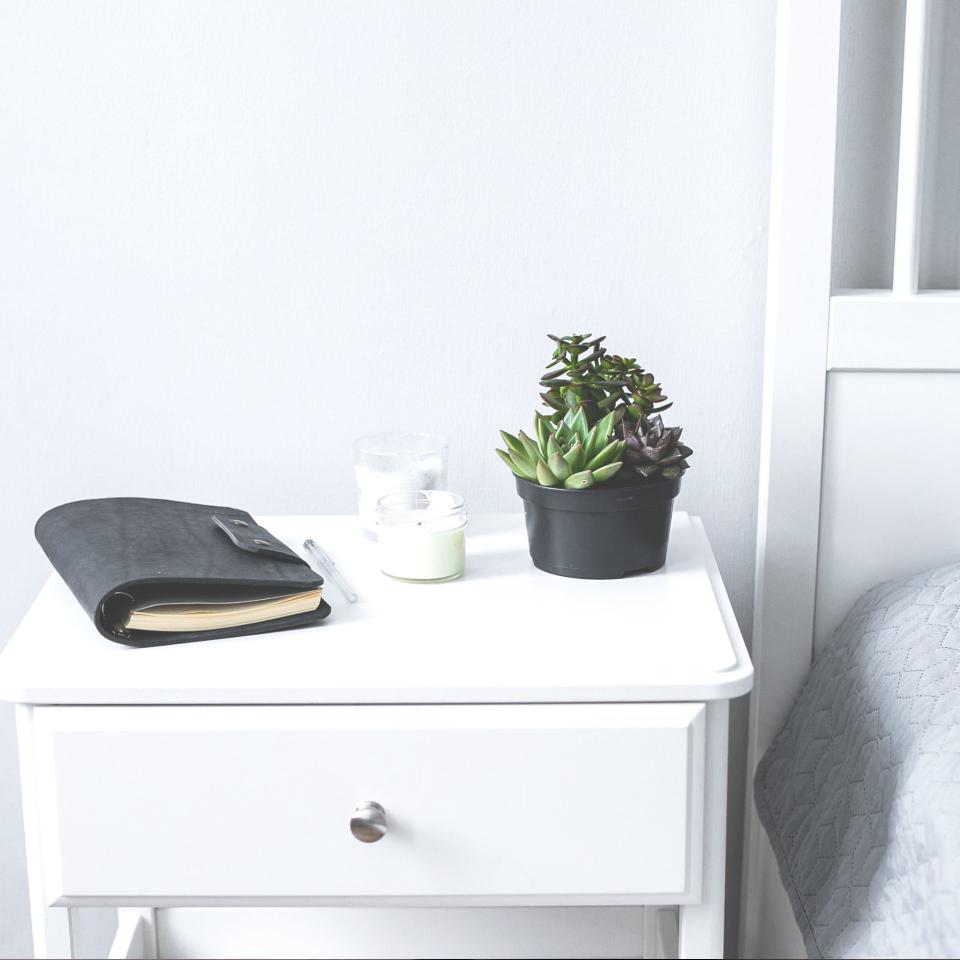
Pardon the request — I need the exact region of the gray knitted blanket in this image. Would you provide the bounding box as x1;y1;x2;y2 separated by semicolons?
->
755;562;960;958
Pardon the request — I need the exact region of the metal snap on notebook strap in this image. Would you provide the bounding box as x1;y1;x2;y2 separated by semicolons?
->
211;514;307;565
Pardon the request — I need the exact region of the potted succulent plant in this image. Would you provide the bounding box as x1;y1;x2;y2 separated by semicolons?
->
496;334;692;579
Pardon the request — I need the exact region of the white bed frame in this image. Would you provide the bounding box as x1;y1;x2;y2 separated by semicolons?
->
740;1;960;956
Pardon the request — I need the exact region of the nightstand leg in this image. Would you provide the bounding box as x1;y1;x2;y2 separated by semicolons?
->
16;705;78;959
28;908;77;960
23;906;76;960
679;700;728;960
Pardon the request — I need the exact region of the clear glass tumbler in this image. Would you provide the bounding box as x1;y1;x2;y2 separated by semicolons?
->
353;432;448;538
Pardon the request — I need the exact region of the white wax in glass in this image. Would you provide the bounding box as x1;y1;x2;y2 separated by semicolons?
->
378;520;466;581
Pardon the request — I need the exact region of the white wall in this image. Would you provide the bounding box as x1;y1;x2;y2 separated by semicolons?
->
0;2;774;956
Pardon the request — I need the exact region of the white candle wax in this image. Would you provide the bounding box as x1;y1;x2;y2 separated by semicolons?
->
377;521;466;581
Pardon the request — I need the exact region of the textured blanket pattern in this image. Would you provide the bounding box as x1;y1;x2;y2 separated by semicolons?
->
755;562;960;959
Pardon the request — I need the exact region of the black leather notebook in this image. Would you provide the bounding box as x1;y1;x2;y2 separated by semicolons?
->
35;498;331;647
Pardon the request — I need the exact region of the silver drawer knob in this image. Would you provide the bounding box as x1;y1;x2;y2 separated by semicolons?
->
350;801;387;843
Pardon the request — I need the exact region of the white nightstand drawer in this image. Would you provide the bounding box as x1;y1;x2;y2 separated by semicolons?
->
31;703;705;905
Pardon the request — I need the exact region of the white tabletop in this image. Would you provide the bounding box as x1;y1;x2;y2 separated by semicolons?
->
0;512;752;705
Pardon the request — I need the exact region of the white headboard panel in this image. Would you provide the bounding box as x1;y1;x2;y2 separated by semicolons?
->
742;1;960;957
816;370;960;651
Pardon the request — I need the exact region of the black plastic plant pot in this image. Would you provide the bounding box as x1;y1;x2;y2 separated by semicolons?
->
515;474;681;579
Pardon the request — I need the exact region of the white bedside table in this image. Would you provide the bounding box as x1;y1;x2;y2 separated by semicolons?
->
0;513;751;960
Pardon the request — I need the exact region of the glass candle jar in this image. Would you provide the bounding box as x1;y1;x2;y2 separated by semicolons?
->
353;432;448;539
376;491;466;582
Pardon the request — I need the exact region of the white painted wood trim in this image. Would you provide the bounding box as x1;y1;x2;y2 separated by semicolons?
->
52;893;698;910
691;517;752;691
679;700;728;960
829;292;960;370
740;0;842;955
16;704;78;959
893;0;931;295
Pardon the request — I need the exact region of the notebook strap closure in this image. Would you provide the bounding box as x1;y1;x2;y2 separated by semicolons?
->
212;514;307;565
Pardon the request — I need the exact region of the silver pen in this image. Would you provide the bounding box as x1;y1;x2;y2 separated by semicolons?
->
303;539;359;603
